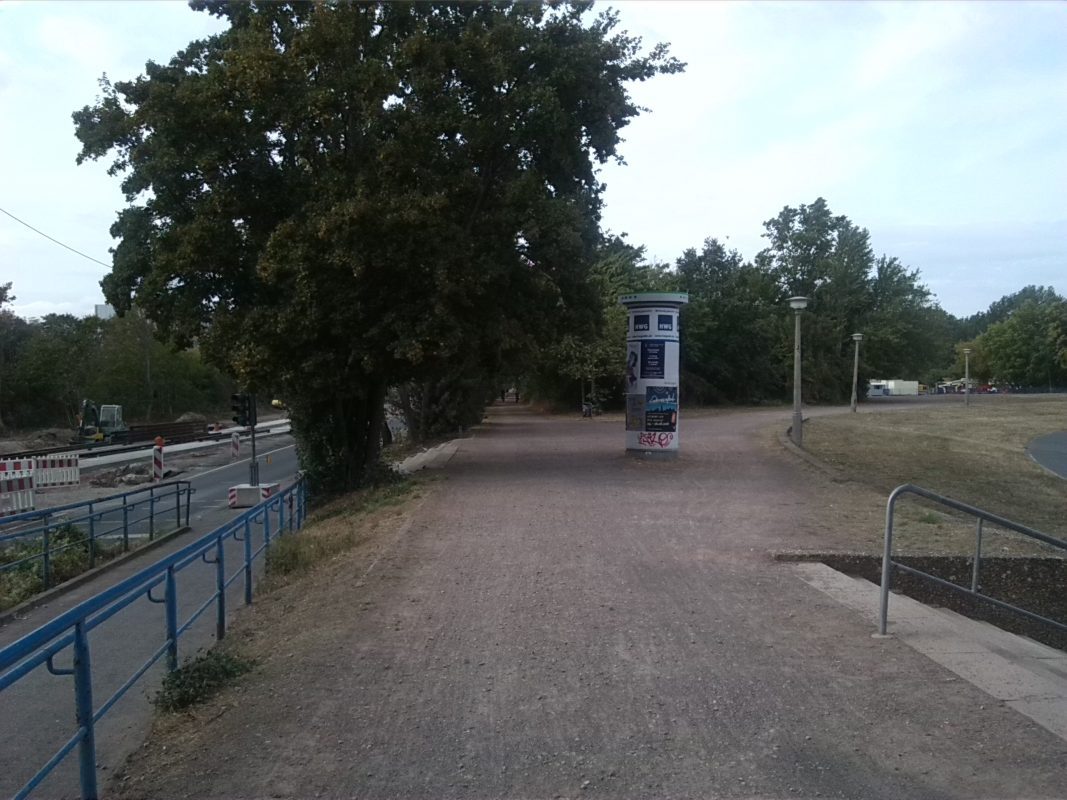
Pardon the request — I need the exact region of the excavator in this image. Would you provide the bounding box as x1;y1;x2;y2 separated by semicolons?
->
74;399;129;444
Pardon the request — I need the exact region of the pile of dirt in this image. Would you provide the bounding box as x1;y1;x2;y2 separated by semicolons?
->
175;411;207;423
89;463;154;488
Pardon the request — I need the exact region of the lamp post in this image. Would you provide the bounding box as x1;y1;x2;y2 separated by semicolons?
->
788;296;809;446
963;347;972;407
850;333;864;412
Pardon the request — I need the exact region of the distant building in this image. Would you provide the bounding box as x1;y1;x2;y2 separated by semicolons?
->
94;304;116;320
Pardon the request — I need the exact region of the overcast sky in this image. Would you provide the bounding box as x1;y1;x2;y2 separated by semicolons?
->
1;0;1064;321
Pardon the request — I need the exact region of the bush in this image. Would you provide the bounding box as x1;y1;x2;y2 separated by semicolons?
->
153;649;254;712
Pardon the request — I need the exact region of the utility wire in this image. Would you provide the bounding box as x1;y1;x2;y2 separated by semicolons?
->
0;205;111;268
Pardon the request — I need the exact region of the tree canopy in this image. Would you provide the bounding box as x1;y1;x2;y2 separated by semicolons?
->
74;1;683;493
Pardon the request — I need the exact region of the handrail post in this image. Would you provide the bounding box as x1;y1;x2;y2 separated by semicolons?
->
149;488;156;541
165;566;178;671
184;483;191;526
88;513;97;569
243;517;253;605
971;518;984;593
73;620;98;800
122;496;129;553
878;490;899;635
279;494;286;535
42;525;52;590
215;537;226;641
175;484;181;530
264;509;271;550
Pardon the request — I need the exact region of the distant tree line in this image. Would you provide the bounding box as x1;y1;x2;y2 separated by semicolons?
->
0;284;233;433
529;199;1067;409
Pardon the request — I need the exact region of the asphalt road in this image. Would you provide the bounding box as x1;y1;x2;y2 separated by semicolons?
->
0;438;301;799
1027;431;1067;479
113;406;1067;799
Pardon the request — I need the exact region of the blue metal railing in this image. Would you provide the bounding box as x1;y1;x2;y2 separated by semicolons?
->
0;477;308;800
879;483;1067;636
0;481;194;596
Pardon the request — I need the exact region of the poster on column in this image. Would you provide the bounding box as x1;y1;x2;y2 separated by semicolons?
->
645;386;678;432
625;344;639;391
626;394;645;431
640;341;665;380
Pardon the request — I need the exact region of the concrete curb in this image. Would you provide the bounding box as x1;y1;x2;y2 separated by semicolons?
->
0;525;191;626
776;424;854;483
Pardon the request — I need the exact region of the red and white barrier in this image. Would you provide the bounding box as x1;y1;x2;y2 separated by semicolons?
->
0;470;35;517
0;459;35;474
228;483;279;509
1;454;80;490
231;432;240;460
153;446;165;482
32;455;80;488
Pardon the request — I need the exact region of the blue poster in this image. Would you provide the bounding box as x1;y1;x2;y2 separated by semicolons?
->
657;314;673;332
632;314;650;332
645;386;678;432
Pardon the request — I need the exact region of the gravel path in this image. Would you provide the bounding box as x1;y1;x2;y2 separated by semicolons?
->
114;405;1067;799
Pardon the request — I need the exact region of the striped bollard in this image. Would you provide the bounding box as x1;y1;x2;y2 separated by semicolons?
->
231;432;240;460
152;446;165;482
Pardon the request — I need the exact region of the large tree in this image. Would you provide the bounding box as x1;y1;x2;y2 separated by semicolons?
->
74;1;682;494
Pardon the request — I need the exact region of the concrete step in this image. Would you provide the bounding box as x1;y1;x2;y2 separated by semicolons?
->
793;561;1067;743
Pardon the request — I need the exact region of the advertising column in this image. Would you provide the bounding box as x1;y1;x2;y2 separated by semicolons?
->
619;292;689;457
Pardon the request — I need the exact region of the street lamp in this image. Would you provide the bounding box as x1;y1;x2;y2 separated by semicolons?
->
963;347;972;407
850;333;864;412
788;296;809;446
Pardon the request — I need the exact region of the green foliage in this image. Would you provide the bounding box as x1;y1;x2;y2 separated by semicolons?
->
0;524;121;611
976;296;1067;388
74;3;683;496
0;298;235;429
153;649;254;712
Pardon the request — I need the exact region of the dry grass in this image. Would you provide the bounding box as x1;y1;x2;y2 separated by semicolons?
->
804;396;1067;556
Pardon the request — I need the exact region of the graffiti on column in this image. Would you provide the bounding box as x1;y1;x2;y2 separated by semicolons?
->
638;432;674;448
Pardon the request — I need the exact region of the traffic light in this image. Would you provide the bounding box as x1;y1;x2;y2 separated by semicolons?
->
231;393;251;427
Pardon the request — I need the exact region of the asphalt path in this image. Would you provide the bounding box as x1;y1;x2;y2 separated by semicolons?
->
1027;431;1067;478
0;438;300;799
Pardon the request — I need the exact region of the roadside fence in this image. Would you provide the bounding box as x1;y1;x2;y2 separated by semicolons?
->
0;481;193;599
0;476;308;800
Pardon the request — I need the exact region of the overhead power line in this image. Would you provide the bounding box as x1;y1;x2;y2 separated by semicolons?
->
0;205;111;269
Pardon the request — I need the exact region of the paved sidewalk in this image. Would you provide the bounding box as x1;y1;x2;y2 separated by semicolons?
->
113;405;1067;799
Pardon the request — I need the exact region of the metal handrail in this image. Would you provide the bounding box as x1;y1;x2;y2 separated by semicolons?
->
0;480;192;528
0;477;308;800
0;482;194;595
879;483;1067;636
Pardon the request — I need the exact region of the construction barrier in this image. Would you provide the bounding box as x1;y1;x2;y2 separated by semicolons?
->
0;454;80;490
32;454;80;488
153;446;165;482
0;458;35;474
0;470;35;517
228;483;278;508
231;432;240;460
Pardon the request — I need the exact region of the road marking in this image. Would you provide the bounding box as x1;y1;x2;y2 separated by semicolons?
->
191;443;297;482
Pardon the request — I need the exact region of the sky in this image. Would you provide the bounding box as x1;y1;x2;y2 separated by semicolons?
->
1;0;1064;321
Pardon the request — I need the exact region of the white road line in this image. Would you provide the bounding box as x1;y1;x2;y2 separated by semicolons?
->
191;443;297;482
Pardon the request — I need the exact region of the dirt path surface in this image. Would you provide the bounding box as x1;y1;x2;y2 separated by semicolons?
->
114;406;1067;799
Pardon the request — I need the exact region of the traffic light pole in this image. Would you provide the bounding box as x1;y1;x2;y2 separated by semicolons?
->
249;393;259;486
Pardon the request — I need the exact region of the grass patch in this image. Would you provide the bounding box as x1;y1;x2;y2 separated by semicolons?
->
265;476;417;579
153;649;254;712
805;396;1067;554
0;524;123;611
